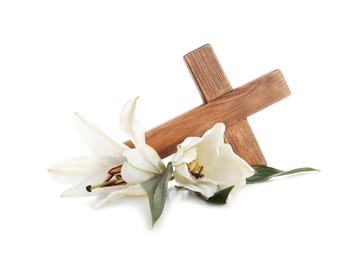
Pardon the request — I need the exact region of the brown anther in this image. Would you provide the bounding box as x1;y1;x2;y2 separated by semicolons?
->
104;174;114;183
117;180;127;186
108;165;122;175
106;179;127;187
104;165;123;183
191;172;205;179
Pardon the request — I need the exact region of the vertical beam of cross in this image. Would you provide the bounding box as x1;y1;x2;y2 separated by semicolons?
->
184;44;265;165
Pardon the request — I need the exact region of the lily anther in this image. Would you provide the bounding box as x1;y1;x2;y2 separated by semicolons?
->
188;160;205;179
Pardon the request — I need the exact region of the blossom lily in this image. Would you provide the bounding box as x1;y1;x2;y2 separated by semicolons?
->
171;123;256;199
48;97;166;208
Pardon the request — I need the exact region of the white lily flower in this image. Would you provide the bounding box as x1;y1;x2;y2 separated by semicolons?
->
171;123;256;199
48;97;165;207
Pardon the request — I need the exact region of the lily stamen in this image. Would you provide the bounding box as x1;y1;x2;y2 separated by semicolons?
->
188;160;205;179
104;165;123;183
86;165;127;192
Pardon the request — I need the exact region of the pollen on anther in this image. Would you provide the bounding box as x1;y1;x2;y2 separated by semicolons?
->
108;165;123;175
188;160;197;172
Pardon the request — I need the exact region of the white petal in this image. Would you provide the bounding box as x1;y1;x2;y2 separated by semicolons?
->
94;184;147;209
171;145;198;165
120;162;156;184
195;182;218;198
119;97;145;148
73;112;128;167
141;145;166;171
181;181;217;199
205;144;255;186
48;156;105;185
173;163;196;185
173;165;217;198
178;136;201;151
171;136;200;169
196;123;225;167
123;145;165;174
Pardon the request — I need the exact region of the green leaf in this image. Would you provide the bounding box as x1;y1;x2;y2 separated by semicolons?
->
141;162;173;228
196;185;235;204
278;167;320;176
246;166;284;183
246;165;320;184
207;185;235;204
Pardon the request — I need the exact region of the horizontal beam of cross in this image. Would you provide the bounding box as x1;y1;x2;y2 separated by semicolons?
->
125;69;290;159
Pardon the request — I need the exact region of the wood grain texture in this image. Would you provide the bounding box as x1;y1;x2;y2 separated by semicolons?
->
125;69;290;159
184;44;266;165
223;121;265;166
184;44;232;102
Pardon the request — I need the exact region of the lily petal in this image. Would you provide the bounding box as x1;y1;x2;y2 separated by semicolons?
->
121;162;157;184
196;123;225;167
205;144;255;186
123;145;165;175
184;181;218;199
119;97;145;149
173;163;196;184
94;184;147;209
171;141;198;165
173;164;217;198
48;156;105;185
73;112;128;167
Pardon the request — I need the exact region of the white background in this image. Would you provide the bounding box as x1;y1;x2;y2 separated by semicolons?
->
1;0;357;259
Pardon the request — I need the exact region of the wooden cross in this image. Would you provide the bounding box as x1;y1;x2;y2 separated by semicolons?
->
125;44;290;166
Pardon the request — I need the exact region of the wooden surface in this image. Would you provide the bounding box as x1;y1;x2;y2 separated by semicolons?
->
184;44;267;165
125;68;290;160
